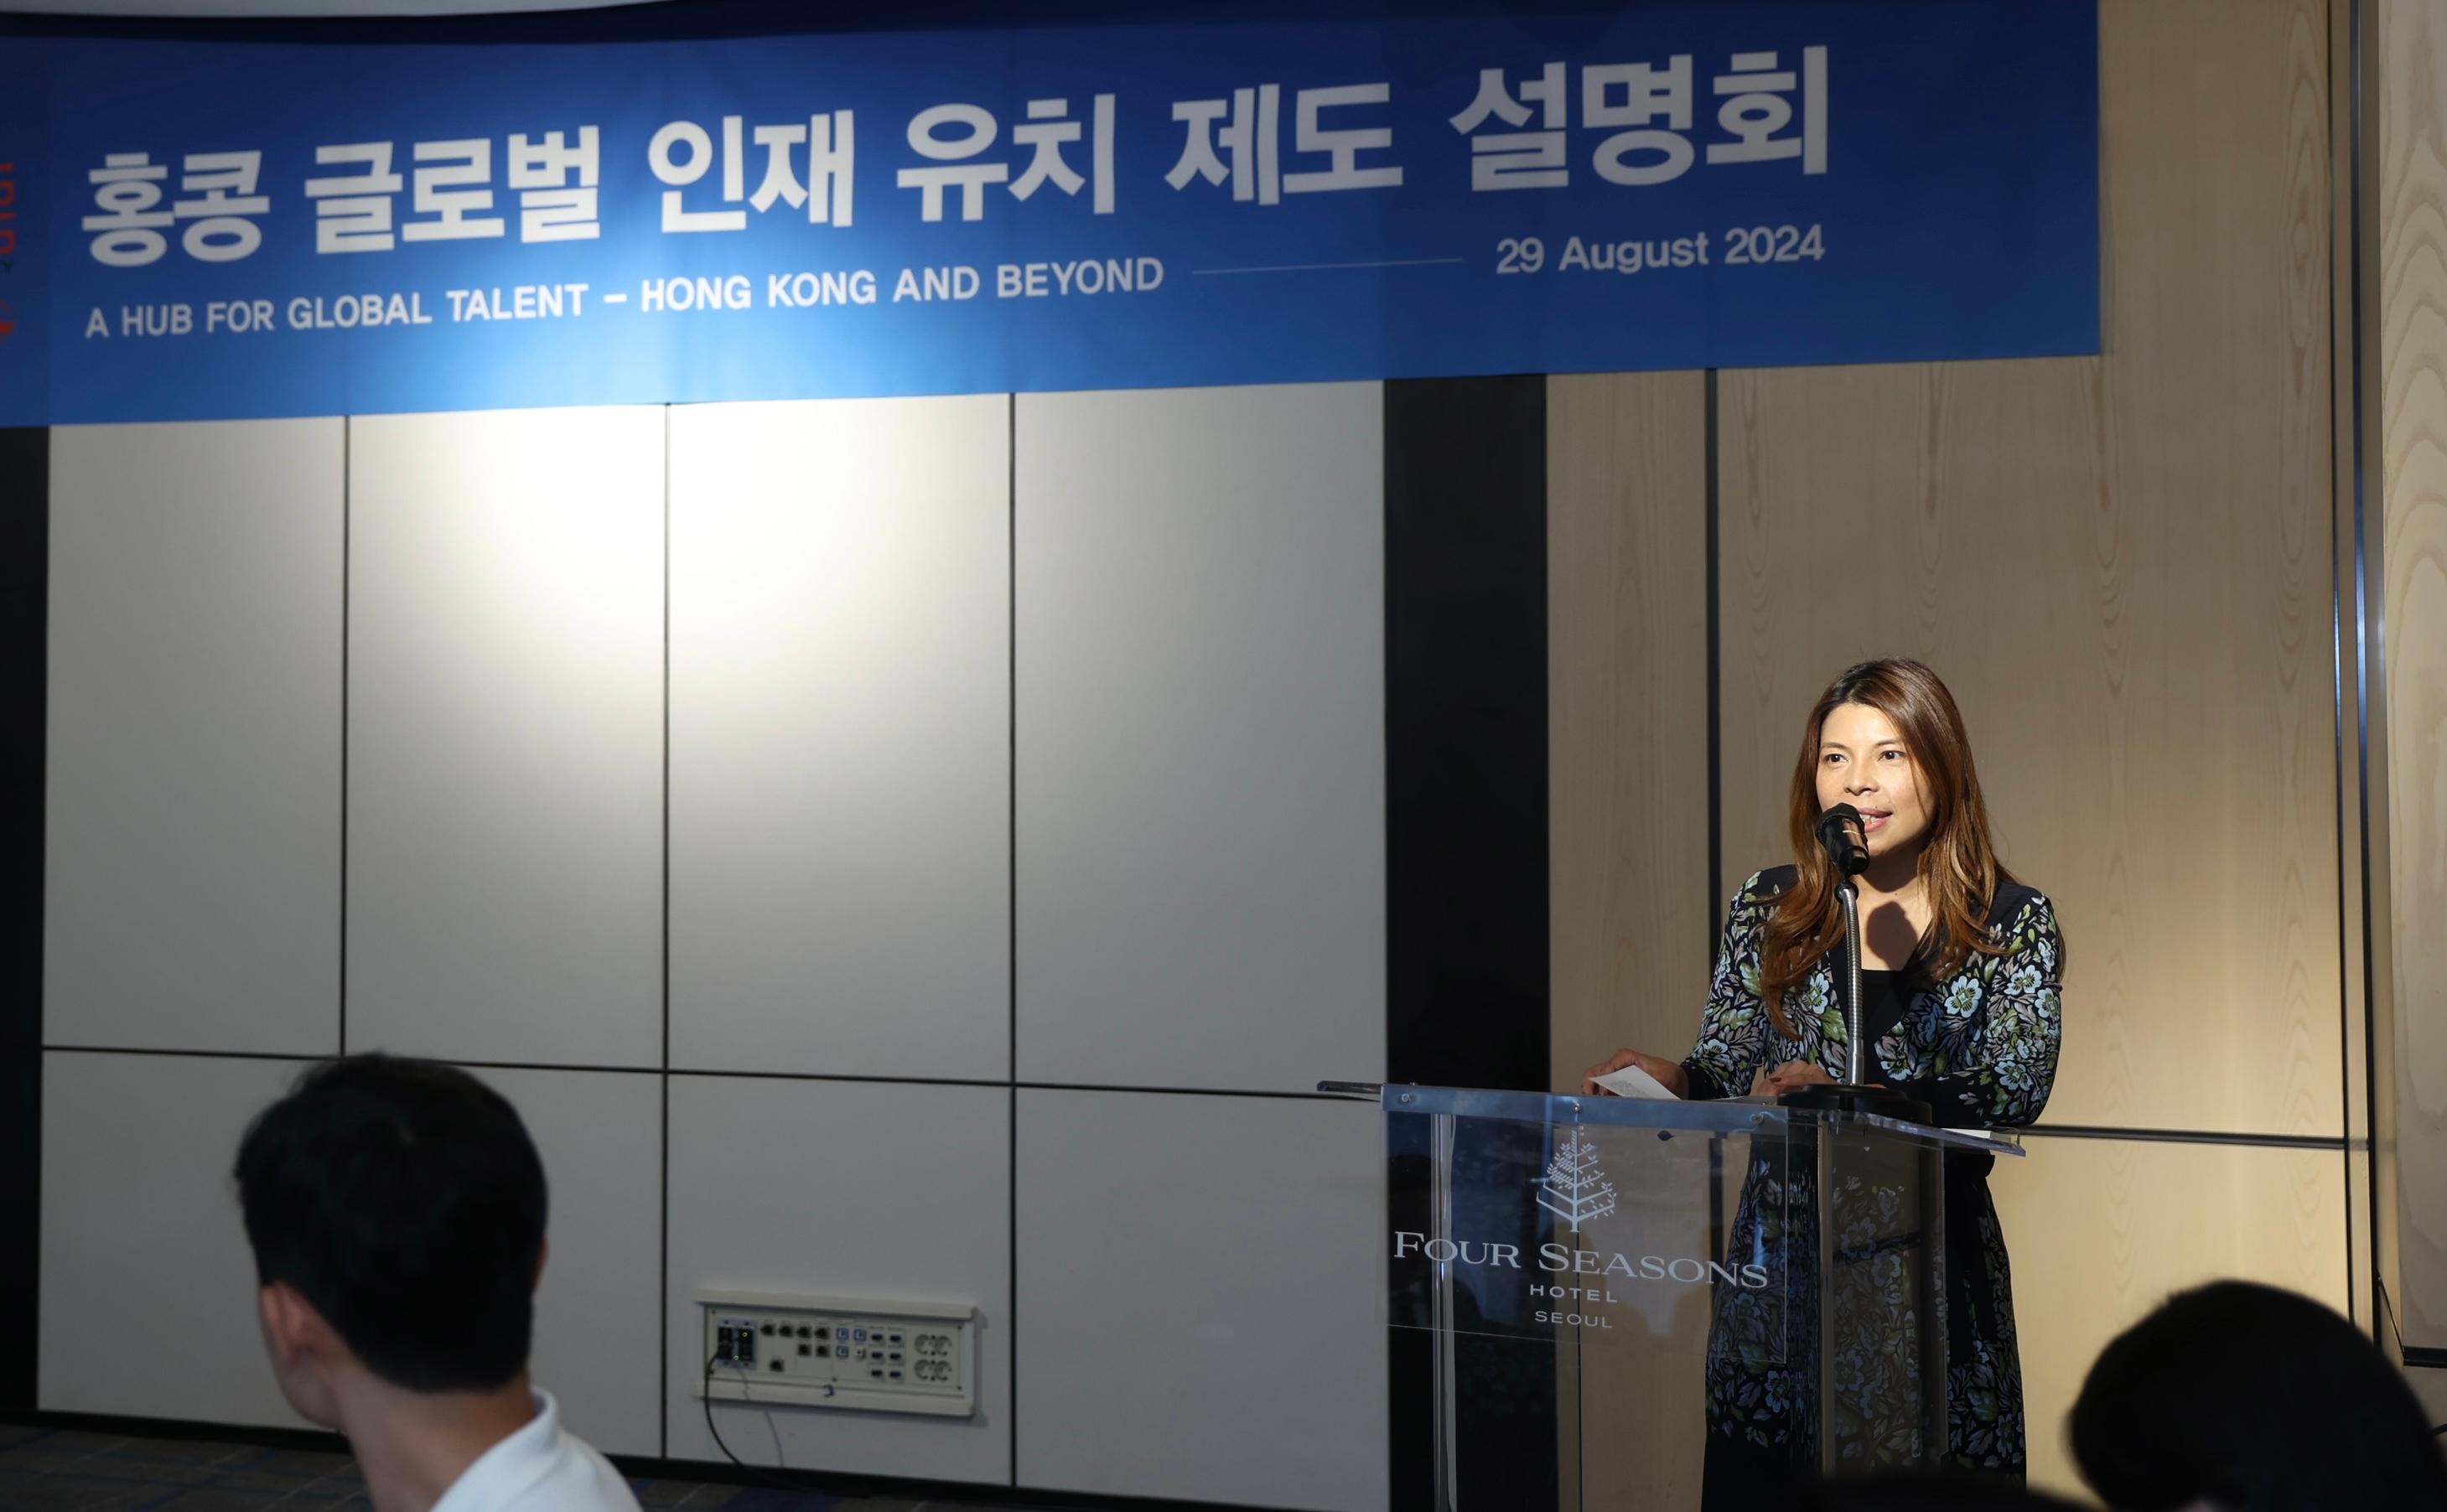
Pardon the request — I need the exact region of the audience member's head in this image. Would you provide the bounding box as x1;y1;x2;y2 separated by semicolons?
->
233;1054;548;1425
1798;1468;2091;1511
2070;1280;2447;1511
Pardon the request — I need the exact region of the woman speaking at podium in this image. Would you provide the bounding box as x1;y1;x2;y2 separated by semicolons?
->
1582;657;2064;1503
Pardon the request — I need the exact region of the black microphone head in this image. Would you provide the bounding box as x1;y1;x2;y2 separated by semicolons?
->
1814;801;1863;843
1815;803;1871;877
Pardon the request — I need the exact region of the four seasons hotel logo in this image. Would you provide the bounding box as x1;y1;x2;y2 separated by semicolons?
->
1533;1132;1616;1231
1392;1125;1769;1293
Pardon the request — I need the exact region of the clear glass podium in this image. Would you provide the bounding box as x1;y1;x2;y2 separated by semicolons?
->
1360;1083;2023;1510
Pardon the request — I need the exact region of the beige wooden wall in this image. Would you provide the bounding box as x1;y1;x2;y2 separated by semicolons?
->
1549;0;2365;1499
2381;0;2447;1361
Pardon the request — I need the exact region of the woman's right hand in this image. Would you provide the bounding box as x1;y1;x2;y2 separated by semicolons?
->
1580;1049;1690;1099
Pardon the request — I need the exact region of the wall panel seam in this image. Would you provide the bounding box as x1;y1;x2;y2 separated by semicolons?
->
2328;0;2354;1327
659;400;672;1462
1007;388;1019;1489
2351;0;2398;1351
1704;367;1722;947
340;415;350;1060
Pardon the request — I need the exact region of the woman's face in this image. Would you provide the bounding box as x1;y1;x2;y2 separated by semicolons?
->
1814;702;1931;860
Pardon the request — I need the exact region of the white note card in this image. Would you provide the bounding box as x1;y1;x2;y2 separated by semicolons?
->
1595;1063;1679;1100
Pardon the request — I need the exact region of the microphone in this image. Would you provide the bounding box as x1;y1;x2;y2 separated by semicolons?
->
1815;803;1872;878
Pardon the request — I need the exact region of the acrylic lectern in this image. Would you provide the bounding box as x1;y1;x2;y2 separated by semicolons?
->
1351;1083;2023;1511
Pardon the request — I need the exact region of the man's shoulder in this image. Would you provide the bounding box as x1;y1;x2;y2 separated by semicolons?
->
437;1392;642;1512
503;1428;640;1512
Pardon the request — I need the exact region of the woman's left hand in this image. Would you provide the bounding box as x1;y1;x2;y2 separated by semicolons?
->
1760;1061;1834;1095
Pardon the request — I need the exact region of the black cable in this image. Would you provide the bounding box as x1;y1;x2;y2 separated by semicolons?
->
700;1345;802;1493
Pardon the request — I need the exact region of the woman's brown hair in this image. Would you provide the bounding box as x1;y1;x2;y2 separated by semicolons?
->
1759;658;2014;1036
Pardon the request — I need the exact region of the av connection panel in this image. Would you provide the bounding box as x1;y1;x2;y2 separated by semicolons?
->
693;1289;977;1419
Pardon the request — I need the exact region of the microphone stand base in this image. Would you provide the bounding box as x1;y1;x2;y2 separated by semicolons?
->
1776;1084;1933;1124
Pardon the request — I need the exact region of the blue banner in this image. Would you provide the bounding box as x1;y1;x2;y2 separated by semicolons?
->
0;3;2098;425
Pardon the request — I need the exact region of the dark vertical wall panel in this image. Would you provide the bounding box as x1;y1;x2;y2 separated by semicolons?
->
0;427;47;1419
1385;375;1553;1509
1385;375;1549;1091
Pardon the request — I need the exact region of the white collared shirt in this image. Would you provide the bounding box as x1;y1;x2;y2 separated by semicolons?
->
430;1389;640;1512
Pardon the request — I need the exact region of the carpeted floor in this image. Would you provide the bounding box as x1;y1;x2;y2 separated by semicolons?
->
0;1423;1065;1511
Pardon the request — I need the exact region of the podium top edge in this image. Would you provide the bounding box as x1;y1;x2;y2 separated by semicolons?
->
1344;1082;2024;1156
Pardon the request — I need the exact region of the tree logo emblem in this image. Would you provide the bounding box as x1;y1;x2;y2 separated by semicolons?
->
1533;1132;1616;1230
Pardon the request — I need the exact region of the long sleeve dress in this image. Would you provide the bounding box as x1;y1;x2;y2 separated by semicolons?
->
1677;865;2064;1498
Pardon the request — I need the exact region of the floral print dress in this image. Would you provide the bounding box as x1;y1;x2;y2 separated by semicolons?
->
1677;866;2064;1491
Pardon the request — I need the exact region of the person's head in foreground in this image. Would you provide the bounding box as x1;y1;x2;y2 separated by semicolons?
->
2069;1280;2447;1511
235;1053;638;1512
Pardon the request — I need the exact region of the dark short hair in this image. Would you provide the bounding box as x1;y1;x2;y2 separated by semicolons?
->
2071;1280;2447;1511
233;1054;547;1393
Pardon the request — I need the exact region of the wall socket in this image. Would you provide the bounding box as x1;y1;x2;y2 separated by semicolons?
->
692;1289;977;1419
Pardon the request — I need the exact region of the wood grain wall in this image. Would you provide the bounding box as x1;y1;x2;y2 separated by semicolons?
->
1550;0;2367;1499
1548;370;1710;1098
1544;367;1715;1509
2379;0;2447;1352
1991;1137;2351;1486
1718;0;2336;1142
2330;0;2380;1340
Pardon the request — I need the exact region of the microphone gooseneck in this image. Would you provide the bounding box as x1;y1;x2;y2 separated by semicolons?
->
1836;882;1863;1085
1780;800;1936;1121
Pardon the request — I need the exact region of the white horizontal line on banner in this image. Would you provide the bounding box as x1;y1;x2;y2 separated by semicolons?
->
1190;257;1467;276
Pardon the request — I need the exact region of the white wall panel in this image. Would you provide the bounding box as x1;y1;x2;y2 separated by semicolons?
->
42;1054;663;1453
347;407;663;1067
1015;384;1384;1093
669;396;1009;1080
47;420;343;1054
666;1076;1011;1484
1015;1089;1386;1511
464;1066;662;1457
40;1051;312;1427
